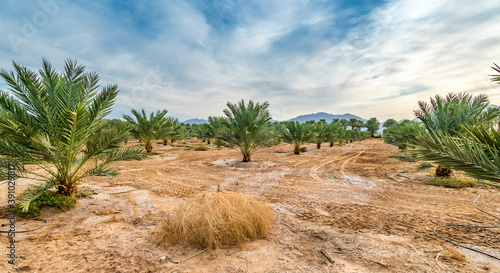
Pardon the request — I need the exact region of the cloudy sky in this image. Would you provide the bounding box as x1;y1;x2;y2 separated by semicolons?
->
1;0;500;121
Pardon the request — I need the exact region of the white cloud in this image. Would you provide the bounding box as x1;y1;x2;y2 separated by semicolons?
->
0;0;499;122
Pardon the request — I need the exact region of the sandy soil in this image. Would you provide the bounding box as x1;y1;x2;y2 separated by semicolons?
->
0;139;499;272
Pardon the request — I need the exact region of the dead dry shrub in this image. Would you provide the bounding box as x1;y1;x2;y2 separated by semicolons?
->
440;249;467;265
157;189;273;249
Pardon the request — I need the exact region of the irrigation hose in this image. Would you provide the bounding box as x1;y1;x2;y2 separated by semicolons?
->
0;218;47;234
434;192;500;261
112;175;190;195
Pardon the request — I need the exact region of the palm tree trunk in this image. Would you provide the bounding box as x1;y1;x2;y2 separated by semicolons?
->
242;153;251;162
163;139;168;145
435;165;452;178
317;142;321;149
330;142;334;147
207;139;211;145
294;146;300;155
57;183;78;198
146;144;153;153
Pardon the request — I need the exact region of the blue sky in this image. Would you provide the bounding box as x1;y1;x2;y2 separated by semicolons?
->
1;0;500;121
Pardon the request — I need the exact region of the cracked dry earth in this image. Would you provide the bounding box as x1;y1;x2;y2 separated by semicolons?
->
1;138;499;272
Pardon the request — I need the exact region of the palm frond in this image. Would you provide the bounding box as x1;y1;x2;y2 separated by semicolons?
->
490;63;500;84
18;180;56;212
412;125;500;184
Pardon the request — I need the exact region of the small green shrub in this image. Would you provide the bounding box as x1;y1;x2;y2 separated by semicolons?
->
417;162;433;171
194;145;208;151
389;152;417;162
17;191;77;218
77;187;95;198
424;177;476;188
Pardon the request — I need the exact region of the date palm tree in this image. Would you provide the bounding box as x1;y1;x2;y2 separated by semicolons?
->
281;121;313;154
366;117;380;137
328;122;346;146
169;122;188;143
220;100;272;162
414;92;500;177
383;121;425;150
383;119;398;129
311;121;331;149
347;118;358;130
207;116;226;149
0;59;146;210
194;123;211;143
123;109;171;153
161;117;178;145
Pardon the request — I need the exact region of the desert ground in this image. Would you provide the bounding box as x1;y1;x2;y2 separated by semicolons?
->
0;138;499;272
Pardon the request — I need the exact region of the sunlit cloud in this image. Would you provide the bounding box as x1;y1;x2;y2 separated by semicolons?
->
0;0;499;121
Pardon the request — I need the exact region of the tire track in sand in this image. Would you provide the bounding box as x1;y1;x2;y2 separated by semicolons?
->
308;144;371;182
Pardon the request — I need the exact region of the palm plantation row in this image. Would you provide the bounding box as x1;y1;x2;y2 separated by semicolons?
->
122;105;376;158
0;58;499;214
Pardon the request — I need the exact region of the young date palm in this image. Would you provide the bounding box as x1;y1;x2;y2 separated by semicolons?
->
383;121;425;149
281;121;313;154
311;121;331;149
328;122;346;146
221;100;272;162
0;59;146;210
207;116;226;149
414;92;500;177
161;117;179;145
123;109;171;153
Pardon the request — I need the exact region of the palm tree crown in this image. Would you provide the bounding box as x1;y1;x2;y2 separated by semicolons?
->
0;59;146;210
414;92;500;135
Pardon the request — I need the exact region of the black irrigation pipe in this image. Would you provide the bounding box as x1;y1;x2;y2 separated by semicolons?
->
112;175;189;195
434;192;500;261
0;218;48;234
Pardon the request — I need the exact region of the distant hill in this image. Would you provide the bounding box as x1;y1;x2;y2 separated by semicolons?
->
182;113;367;124
288;112;366;123
183;118;208;124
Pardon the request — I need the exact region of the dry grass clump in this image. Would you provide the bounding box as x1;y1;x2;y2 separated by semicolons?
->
158;189;273;249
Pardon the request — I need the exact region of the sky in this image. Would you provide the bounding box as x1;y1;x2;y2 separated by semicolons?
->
1;0;500;122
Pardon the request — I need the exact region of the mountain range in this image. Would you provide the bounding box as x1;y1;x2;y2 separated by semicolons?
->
287;112;366;123
182;112;366;124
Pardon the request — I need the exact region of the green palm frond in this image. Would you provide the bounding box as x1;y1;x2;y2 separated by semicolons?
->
490;63;500;84
18;180;56;212
412;125;500;184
